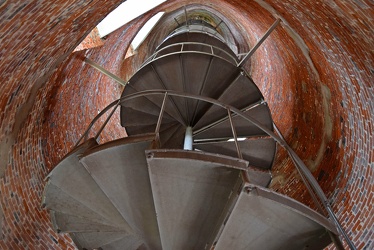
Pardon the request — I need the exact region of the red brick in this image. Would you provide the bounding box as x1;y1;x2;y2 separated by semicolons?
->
0;0;372;249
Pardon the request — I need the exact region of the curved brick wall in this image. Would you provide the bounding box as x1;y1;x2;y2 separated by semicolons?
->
0;0;372;249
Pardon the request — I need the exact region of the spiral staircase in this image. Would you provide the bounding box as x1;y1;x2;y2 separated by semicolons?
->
42;17;346;250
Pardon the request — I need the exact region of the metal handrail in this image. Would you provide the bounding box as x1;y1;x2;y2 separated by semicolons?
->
164;24;227;45
140;41;238;69
75;89;355;249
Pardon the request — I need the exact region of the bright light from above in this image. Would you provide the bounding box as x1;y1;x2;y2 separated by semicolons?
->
228;138;247;142
131;12;165;51
97;0;166;38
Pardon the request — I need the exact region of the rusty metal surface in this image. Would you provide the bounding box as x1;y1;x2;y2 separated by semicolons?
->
80;136;162;250
146;149;245;249
213;184;335;250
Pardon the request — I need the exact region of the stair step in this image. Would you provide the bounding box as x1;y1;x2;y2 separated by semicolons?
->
160;123;186;149
150;55;185;122
50;211;124;233
44;138;131;231
192;73;262;125
121;85;173;118
157;122;180;146
191;58;239;118
194;103;273;140
120;86;180;132
180;53;212;123
122;51;241;126
43;182;130;231
213;184;335;250
124;121;176;136
194;137;276;170
146;149;247;250
120;108;174;127
126;65;186;124
80;134;162;250
70;231;137;250
99;235;147;250
246;167;272;187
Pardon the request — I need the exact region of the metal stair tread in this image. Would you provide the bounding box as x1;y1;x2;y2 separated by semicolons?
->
159;123;186;149
124;64;187;125
194;103;273;139
121;84;173;118
146;149;246;249
50;211;126;233
194;137;276;170
42;181;131;231
70;231;138;250
80;136;162;250
45;139;134;231
98;235;147;250
213;184;335;250
192;73;263;126
124;120;175;137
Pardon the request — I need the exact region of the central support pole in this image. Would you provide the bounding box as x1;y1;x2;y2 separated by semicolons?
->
183;126;193;150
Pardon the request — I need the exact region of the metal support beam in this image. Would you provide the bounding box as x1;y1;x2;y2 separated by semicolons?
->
184;7;188;25
155;92;168;146
95;101;120;141
193;99;264;136
214;20;223;30
238;19;281;67
85;58;127;86
227;108;242;159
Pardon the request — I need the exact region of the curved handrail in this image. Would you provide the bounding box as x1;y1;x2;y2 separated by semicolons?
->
164;24;227;46
75;89;354;250
140;41;238;69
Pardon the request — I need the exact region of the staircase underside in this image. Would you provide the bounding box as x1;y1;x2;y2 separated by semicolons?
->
43;135;336;249
120;39;276;171
42;28;339;249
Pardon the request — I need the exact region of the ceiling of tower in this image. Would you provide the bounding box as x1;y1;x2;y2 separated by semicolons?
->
0;0;372;249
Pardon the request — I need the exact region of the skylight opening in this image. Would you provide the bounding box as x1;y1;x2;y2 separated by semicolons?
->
97;0;166;38
131;12;165;51
228;138;247;142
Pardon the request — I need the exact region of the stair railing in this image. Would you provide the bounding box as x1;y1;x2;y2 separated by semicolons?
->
140;41;238;69
74;89;355;250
